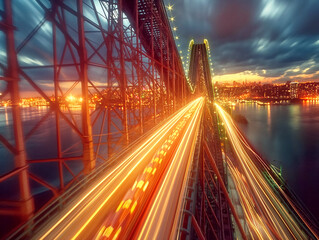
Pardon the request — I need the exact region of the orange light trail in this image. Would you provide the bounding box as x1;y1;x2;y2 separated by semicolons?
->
137;97;204;239
35;97;203;240
215;103;318;239
93;100;201;239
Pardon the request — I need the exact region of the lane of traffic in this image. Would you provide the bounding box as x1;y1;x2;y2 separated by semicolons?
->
215;103;317;239
34;98;203;240
136;97;204;239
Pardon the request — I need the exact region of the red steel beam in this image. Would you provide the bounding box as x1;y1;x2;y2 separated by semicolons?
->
0;0;188;236
0;166;28;183
119;0;129;144
77;0;95;174
191;214;206;240
203;141;247;240
3;0;34;220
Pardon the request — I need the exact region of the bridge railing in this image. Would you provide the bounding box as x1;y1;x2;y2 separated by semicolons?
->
7;118;169;239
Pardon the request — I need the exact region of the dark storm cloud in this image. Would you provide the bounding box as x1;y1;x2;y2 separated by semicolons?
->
2;0;319;92
166;0;319;82
291;1;319;37
0;1;107;95
211;0;258;42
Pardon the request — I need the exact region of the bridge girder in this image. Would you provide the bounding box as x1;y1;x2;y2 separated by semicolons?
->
0;0;190;236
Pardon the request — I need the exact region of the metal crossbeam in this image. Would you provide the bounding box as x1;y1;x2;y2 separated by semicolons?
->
0;0;188;236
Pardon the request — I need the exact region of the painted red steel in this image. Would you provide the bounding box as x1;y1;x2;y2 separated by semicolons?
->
203;141;247;240
180;43;236;240
0;0;188;235
0;1;235;239
0;0;34;221
191;214;206;240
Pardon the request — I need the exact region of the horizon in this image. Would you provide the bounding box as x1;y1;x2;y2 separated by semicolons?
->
164;0;319;84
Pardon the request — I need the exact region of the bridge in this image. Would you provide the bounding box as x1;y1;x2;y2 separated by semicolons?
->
0;0;318;239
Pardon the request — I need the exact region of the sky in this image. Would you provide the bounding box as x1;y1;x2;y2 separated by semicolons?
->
165;0;319;83
1;0;319;98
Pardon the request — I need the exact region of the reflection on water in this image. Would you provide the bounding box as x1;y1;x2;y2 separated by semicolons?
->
0;105;143;201
1;104;318;219
267;104;271;128
4;107;9;125
0;106;85;200
234;101;319;220
289;105;301;130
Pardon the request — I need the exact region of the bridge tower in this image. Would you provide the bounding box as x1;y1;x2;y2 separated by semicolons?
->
178;41;247;240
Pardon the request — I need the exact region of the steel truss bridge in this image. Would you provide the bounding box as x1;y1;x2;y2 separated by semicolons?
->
0;0;318;239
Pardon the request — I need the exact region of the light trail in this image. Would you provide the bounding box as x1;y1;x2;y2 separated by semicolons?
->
34;97;203;240
136;97;204;239
94;97;204;240
215;103;318;239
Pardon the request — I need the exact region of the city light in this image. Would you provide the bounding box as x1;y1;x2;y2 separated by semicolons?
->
32;98;204;240
214;81;319;103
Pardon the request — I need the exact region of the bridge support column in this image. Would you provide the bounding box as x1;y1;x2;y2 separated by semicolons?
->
51;2;64;189
135;0;143;134
3;0;34;220
150;4;157;123
159;24;165;118
77;0;95;174
119;0;129;144
173;51;176;111
106;1;113;158
166;35;170;115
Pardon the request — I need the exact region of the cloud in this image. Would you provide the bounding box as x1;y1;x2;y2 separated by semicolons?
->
166;0;319;83
2;0;319;94
211;0;259;41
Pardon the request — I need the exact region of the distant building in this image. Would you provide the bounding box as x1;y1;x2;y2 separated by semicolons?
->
215;81;319;101
290;82;299;99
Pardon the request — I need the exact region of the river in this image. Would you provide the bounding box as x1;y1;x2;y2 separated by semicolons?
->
233;101;319;221
1;102;318;221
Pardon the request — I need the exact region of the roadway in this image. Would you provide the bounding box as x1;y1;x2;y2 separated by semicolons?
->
215;103;319;239
33;97;204;240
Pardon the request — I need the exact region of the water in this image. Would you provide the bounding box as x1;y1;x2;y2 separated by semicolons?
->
233;101;319;220
0;105;149;200
1;103;318;221
0;105;155;236
0;106;84;201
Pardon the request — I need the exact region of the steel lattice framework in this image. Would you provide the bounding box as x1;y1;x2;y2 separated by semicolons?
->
188;42;213;98
0;0;189;235
178;43;247;240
